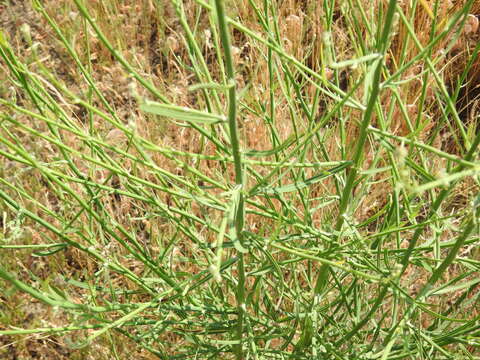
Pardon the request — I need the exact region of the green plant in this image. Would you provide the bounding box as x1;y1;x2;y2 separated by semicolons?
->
0;0;479;359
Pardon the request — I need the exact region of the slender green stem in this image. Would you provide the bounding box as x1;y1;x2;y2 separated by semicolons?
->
212;0;246;358
335;0;398;232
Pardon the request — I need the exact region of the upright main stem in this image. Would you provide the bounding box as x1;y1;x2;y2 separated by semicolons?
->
335;0;398;232
213;0;245;358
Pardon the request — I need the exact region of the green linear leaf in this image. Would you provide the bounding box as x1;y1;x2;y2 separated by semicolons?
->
254;162;351;195
140;101;226;124
244;135;296;157
430;278;480;296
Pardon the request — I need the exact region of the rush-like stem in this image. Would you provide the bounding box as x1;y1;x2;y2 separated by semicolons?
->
335;0;398;232
213;0;245;358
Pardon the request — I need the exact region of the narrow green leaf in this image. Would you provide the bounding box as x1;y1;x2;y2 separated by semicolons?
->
254;162;351;195
314;264;330;296
140;101;226;124
32;243;68;257
244;136;296;157
430;278;480;296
